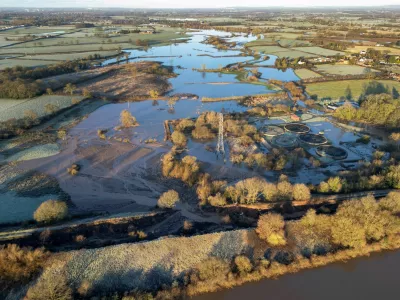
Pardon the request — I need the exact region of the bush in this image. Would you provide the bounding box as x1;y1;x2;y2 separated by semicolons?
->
192;125;215;139
234;255;252;275
327;177;343;193
176;119;195;132
67;164;80;176
331;216;366;249
379;192;400;214
196;257;230;282
25;265;72;300
120;110;139;128
97;129;107;139
293;184;311;201
149;90;159;98
317;181;330;193
256;213;286;246
208;193;227;206
33;200;68;224
158;190;180;208
0;245;48;291
171;131;187;147
277;181;293;201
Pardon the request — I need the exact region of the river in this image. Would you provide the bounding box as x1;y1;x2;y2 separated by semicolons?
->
196;250;400;300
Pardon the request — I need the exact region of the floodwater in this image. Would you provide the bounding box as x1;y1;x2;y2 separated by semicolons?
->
80;29;378;163
195;250;400;300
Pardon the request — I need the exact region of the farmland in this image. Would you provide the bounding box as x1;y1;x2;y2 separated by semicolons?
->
0;26;187;69
0;95;84;121
246;44;317;58
347;45;400;55
294;68;322;79
293;46;345;57
305;79;400;99
314;64;378;76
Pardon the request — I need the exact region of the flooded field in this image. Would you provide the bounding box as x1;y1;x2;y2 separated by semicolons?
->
0;29;382;223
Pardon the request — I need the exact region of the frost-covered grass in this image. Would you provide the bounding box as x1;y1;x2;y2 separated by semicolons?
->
54;229;257;293
5;143;60;162
295;68;322;79
315;64;378;76
0;95;84;122
293;46;345;57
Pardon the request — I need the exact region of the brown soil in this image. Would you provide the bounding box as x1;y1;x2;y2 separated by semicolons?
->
76;62;172;101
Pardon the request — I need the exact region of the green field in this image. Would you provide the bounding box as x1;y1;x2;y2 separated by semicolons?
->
293;46;345;57
277;39;312;47
295;69;323;79
0;58;60;70
246;44;317;58
305;79;400;99
315;64;378;76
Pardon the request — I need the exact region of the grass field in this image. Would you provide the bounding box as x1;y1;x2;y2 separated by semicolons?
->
295;68;323;79
277;39;312;47
246;44;317;58
293;46;345;57
347;45;400;55
305;79;400;99
0;58;60;70
0;95;84;121
17;51;117;62
46;229;259;293
315;64;379;76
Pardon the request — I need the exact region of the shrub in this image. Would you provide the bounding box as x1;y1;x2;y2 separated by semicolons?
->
192;125;215;140
293;184;311;201
379;192;400;214
230;153;244;164
63;83;76;95
256;213;286;246
327;177;343;193
277;181;293;201
386;165;400;189
317;181;330;193
0;245;48;291
196;257;230;281
171;131;187;147
158;190;180;208
262;182;278;201
208;193;227;206
24;110;38;121
331;216;366;249
67;164;80;176
25;266;72;300
176;119;195;132
120;110;139;128
149;90;159;98
234;255;252;275
82;88;92;98
183;220;193;231
33;200;68;223
97;129;107;139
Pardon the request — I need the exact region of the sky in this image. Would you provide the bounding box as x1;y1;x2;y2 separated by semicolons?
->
1;0;399;8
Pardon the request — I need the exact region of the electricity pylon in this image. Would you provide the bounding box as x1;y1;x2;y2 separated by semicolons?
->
216;112;225;157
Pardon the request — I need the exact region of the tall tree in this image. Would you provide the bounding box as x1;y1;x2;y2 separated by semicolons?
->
345;85;353;101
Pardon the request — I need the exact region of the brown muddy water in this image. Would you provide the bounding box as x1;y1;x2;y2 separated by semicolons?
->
195;250;400;300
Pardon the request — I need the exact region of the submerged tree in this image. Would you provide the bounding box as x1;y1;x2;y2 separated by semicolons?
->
120;110;139;128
